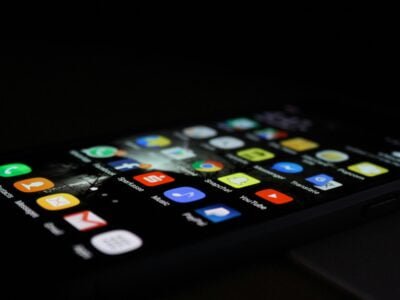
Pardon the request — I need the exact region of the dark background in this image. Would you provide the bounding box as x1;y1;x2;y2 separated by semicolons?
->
0;7;396;299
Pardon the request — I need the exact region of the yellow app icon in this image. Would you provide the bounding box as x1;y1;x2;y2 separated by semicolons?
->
37;193;80;211
237;148;275;162
281;137;319;152
218;173;260;189
348;162;389;177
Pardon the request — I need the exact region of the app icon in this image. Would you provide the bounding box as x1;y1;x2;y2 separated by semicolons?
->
316;150;349;163
82;146;119;158
314;180;343;191
91;230;143;255
161;147;196;160
196;204;241;223
254;128;288;141
218;172;260;189
392;151;400;159
133;171;175;187
281;137;319;152
0;163;32;178
255;189;294;205
183;126;217;139
37;193;80;211
64;210;107;232
237;148;275;162
306;174;333;186
225;118;259;130
192;160;224;172
209;136;245;150
348;162;389;177
108;158;151;172
14;177;55;193
272;162;304;174
164;187;206;203
136;135;171;148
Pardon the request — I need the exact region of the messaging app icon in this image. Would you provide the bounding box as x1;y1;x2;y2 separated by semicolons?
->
272;162;304;174
196;204;241;223
37;193;80;211
218;172;260;189
83;146;119;158
64;210;107;232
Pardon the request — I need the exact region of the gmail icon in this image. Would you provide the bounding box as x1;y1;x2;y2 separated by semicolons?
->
64;210;107;232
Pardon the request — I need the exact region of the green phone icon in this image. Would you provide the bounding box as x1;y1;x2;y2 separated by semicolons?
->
0;163;32;178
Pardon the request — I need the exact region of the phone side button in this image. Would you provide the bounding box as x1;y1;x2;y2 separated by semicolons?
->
363;195;400;219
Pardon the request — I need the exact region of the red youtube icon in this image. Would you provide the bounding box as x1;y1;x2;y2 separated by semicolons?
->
255;189;293;205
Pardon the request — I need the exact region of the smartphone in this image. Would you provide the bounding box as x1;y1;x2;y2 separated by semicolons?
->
1;104;399;298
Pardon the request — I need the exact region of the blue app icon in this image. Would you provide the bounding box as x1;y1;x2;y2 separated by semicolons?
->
164;187;206;203
196;204;241;223
306;174;333;186
108;158;143;172
272;162;304;174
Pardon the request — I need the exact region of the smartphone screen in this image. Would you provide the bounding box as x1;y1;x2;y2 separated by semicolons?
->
0;105;399;270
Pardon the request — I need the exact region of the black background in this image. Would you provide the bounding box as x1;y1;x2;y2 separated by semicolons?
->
0;6;396;299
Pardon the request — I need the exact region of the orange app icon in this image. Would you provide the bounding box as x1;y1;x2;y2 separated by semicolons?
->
14;177;55;193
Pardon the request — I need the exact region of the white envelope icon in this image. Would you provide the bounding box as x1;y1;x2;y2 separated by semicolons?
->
46;196;70;207
64;210;107;232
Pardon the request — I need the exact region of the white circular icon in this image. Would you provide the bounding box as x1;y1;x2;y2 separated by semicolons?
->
91;230;143;255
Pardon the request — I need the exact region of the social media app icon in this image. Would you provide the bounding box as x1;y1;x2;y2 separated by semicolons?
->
209;136;245;150
316;150;349;163
348;162;389;177
133;171;175;187
136;135;171;148
83;146;119;158
37;193;80;211
281;137;319;152
254;128;288;141
164;187;206;203
314;180;343;191
196;204;241;223
183;126;217;139
14;177;54;193
306;174;333;186
161;147;196;160
225;118;259;130
108;158;151;172
0;163;32;178
237;148;275;162
272;162;304;174
218;172;260;189
64;210;107;232
255;189;294;205
192;160;224;172
91;230;143;255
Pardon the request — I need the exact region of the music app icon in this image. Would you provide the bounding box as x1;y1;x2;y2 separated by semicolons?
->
163;187;206;203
